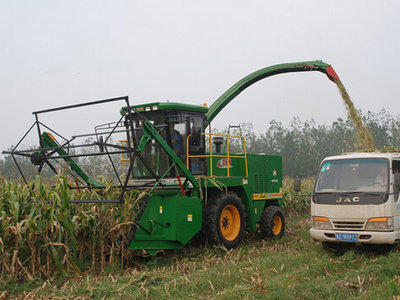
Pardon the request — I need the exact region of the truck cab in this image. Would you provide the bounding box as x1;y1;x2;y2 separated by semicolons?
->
310;152;400;245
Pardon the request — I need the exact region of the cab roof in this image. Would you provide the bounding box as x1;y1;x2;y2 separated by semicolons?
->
120;102;208;116
323;152;400;162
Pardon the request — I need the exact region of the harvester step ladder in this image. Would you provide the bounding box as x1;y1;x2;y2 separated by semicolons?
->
224;124;243;152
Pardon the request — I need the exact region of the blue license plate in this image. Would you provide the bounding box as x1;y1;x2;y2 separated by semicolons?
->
335;232;358;242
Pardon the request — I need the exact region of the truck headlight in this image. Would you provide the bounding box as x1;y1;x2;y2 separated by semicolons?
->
365;217;394;230
312;216;332;229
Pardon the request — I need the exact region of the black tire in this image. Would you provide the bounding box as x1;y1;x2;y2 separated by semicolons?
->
258;206;285;239
205;193;246;249
190;209;207;246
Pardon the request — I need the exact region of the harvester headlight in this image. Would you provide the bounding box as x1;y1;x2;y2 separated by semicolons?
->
365;217;393;231
312;216;332;229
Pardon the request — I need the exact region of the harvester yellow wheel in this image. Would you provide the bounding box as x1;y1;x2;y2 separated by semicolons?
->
220;204;241;241
272;215;283;235
205;193;246;249
258;206;285;239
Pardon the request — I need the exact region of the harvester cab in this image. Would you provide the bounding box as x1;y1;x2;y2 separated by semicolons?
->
121;102;208;180
4;60;340;255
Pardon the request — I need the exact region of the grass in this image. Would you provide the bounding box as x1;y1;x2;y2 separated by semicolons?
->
2;215;400;299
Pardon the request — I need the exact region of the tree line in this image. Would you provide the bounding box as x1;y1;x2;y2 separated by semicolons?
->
1;109;400;180
224;109;400;177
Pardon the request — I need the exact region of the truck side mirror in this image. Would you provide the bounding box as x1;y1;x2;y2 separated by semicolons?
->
294;178;301;192
394;173;400;187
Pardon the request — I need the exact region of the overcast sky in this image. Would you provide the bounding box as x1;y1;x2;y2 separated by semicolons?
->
1;1;399;152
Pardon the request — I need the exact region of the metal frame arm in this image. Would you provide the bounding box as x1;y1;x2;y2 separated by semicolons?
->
205;60;338;126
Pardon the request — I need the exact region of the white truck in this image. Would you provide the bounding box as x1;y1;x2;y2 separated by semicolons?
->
310;152;400;246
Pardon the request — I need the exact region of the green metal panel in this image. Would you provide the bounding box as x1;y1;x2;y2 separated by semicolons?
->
248;154;283;207
205;60;334;126
200;153;283;232
120;102;208;116
200;176;246;188
265;155;283;194
206;155;247;178
247;154;283;194
253;201;266;223
129;192;202;252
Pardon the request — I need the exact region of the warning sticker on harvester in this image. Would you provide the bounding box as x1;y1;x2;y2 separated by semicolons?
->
252;193;283;200
159;206;163;214
187;214;193;222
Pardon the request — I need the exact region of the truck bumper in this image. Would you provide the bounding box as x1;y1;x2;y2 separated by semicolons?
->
310;228;400;244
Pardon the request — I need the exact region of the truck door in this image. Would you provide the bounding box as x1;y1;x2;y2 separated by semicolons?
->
392;160;400;229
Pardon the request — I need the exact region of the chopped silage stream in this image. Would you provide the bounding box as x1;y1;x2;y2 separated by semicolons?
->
334;78;375;151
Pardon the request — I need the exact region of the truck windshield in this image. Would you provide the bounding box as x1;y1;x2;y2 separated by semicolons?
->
315;158;389;193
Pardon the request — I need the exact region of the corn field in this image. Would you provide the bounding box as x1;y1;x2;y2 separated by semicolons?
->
0;174;140;281
0;174;313;281
281;177;314;216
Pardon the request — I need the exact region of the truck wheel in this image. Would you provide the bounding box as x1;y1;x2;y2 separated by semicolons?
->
258;206;285;239
205;193;246;249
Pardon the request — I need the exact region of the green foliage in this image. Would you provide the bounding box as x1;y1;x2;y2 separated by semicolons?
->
0;174;138;281
0;138;122;182
2;110;400;180
0;174;311;282
282;177;314;216
2;216;400;298
1;176;400;298
222;109;400;176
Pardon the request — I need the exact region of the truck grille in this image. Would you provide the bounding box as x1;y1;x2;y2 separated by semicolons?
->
332;221;365;230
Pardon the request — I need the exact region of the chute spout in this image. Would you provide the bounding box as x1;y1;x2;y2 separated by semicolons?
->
205;60;339;126
325;65;339;82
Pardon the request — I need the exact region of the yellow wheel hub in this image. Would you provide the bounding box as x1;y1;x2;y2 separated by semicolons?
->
220;205;241;241
272;215;282;235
